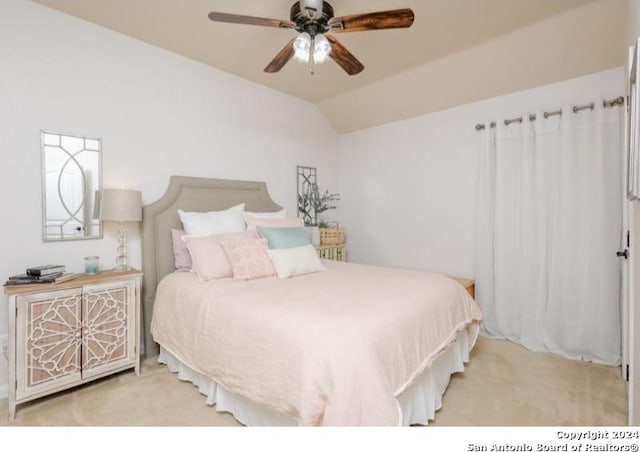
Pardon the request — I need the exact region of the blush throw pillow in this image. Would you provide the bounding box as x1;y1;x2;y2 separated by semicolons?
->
218;235;276;280
257;226;311;249
171;228;192;271
266;245;326;279
184;231;259;280
178;203;246;237
246;217;304;231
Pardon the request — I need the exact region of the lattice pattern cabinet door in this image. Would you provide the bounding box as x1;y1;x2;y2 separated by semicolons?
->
82;280;137;379
15;288;83;401
6;270;142;420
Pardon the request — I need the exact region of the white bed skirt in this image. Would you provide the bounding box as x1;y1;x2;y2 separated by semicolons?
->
157;328;470;426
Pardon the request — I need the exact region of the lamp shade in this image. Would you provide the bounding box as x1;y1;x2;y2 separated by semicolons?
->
99;189;142;222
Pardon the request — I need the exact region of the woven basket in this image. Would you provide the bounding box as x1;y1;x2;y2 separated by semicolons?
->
320;226;345;245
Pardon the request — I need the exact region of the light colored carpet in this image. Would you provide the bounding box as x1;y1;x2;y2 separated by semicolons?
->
0;336;627;426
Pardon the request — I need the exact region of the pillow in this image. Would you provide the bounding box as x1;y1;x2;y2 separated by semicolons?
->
266;245;326;279
171;228;192;271
178;203;245;237
257;226;311;249
184;231;259;280
246;217;304;231
244;209;286;220
218;235;276;280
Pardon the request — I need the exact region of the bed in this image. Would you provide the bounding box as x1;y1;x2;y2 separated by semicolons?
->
141;175;482;426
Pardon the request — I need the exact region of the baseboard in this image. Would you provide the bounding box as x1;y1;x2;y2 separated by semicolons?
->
0;383;7;399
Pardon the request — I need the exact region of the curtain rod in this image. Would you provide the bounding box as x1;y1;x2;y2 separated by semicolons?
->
475;96;625;131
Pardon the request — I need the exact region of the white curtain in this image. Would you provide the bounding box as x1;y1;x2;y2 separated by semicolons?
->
475;100;623;365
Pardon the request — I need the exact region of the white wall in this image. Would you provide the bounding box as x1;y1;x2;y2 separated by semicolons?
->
0;0;339;396
338;68;625;278
629;0;640;46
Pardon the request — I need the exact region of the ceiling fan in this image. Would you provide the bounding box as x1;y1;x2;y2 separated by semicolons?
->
208;0;415;76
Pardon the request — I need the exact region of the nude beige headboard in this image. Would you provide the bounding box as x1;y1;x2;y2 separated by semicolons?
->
141;175;282;356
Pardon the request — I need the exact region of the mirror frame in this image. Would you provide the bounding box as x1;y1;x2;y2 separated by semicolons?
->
41;129;103;242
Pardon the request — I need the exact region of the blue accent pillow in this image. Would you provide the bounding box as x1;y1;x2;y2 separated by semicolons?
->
257;227;311;249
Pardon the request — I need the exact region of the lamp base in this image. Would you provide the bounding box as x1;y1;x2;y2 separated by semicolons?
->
114;222;131;272
113;264;132;272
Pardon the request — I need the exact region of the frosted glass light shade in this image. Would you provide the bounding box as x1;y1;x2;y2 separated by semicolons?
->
293;32;332;65
313;33;331;64
99;189;142;222
293;32;311;63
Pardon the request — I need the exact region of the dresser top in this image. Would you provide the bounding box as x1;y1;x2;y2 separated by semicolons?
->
4;269;143;296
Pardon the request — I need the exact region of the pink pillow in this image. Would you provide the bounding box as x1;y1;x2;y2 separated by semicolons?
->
245;217;304;231
184;231;259;280
171;229;192;271
218;235;276;280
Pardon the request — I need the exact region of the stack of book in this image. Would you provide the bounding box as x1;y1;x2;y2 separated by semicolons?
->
4;265;77;287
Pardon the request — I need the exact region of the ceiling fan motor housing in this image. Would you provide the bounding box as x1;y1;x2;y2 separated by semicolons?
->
291;1;334;36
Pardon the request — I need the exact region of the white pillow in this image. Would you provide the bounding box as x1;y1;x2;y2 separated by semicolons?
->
244;209;287;220
178;203;245;237
265;244;326;279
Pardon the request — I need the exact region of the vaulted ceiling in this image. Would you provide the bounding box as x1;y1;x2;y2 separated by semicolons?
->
34;0;626;133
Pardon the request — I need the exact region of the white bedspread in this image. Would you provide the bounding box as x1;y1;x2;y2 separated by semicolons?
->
150;260;482;426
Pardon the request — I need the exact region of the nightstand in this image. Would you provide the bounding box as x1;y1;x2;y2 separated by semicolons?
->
4;269;142;419
450;276;475;299
315;244;347;262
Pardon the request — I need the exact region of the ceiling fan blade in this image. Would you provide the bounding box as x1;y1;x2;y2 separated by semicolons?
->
264;38;296;73
328;8;415;32
208;12;296;29
326;35;364;76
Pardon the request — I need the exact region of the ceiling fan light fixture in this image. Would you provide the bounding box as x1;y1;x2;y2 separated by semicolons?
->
208;2;415;75
293;32;311;63
313;33;331;64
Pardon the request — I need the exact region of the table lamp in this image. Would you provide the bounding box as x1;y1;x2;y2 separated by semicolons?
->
99;189;142;272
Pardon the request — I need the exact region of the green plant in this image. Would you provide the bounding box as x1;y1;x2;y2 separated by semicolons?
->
298;184;340;226
297;192;314;226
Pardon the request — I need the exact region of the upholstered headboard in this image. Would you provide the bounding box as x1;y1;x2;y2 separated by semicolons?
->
141;175;282;356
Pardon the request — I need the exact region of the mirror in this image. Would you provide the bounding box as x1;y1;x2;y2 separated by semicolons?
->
297;166;317;226
41;130;102;241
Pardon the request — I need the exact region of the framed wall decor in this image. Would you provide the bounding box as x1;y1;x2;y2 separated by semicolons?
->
41;130;102;241
627;38;640;200
296;166;317;225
